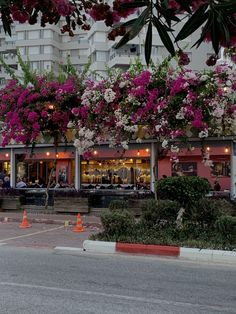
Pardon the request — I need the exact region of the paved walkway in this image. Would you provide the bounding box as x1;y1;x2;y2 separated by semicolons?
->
0;210;101;228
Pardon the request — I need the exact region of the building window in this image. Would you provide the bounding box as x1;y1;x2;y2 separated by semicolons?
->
28;46;40;54
31;62;39;71
28;30;40;40
43;61;52;70
15;151;75;188
43;45;53;54
172;162;197;177
211;161;230;177
17;31;25;40
81;148;150;190
43;29;52;39
96;51;107;62
18;47;25;55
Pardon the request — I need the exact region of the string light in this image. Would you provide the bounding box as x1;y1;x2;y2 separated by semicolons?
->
224;146;229;153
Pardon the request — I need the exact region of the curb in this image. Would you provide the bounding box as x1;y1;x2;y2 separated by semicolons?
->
83;240;236;265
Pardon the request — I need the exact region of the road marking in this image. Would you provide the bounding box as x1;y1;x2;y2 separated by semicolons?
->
0;282;235;313
54;246;84;252
0;226;64;243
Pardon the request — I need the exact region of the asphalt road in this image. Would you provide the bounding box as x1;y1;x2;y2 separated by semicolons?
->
0;245;235;314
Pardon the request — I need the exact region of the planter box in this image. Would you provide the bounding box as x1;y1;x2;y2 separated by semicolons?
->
54;197;89;213
0;197;22;211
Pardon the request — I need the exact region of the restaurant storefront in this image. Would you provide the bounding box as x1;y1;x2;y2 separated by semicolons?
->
0;139;236;198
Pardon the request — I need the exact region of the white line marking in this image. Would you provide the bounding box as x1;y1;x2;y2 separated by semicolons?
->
0;282;234;313
54;246;84;252
0;226;64;242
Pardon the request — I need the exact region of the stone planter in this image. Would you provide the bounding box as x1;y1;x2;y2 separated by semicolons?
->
54;197;89;213
0;197;22;211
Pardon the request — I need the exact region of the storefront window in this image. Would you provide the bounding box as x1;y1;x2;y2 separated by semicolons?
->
211;161;230;177
172;162;197;177
81;147;151;190
15;148;75;188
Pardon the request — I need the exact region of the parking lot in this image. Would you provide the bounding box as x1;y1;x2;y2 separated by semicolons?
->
0;215;101;249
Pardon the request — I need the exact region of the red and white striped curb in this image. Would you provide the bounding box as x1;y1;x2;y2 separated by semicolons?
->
83;240;236;265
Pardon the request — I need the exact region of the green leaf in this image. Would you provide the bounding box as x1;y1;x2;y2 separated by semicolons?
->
145;22;152;65
120;1;149;8
219;21;230;45
115;8;149;49
175;4;209;41
1;10;11;36
154;3;181;23
210;12;220;55
191;18;211;48
120;18;138;28
153;16;175;56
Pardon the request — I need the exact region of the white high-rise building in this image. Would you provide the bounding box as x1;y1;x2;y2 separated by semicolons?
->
0;18;214;87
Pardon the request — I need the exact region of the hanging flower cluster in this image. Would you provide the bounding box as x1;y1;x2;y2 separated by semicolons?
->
0;74;82;147
71;60;236;158
1;57;236;161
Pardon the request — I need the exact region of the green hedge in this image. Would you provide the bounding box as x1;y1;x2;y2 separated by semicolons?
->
156;176;211;209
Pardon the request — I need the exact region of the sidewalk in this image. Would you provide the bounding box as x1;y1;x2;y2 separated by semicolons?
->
0;210;101;228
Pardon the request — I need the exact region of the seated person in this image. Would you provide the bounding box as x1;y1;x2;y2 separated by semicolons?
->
213;181;221;191
3;176;10;188
16;177;27;188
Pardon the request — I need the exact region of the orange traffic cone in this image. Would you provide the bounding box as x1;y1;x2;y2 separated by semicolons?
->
73;213;84;233
19;210;31;229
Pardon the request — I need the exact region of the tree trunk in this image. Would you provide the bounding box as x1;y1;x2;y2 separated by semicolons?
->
176;207;185;229
45;160;56;210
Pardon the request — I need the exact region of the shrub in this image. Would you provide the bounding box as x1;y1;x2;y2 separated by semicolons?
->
215;216;236;243
191;198;235;227
156;176;211;209
100;209;135;238
140;199;180;226
109;200;128;211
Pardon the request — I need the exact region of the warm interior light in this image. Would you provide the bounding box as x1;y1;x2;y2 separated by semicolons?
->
145;148;150;153
5;153;9;157
99;163;102;166
137;150;140;156
46;152;50;156
40;161;43;164
48;103;55;110
206;146;210;152
93;150;98;155
224;146;229;153
56;153;59;158
223;87;228;92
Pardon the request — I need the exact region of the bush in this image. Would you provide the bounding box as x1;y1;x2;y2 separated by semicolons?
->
140;199;180;226
156;176;211;209
109;200;128;211
215;216;236;243
191;198;235;227
100;209;135;239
